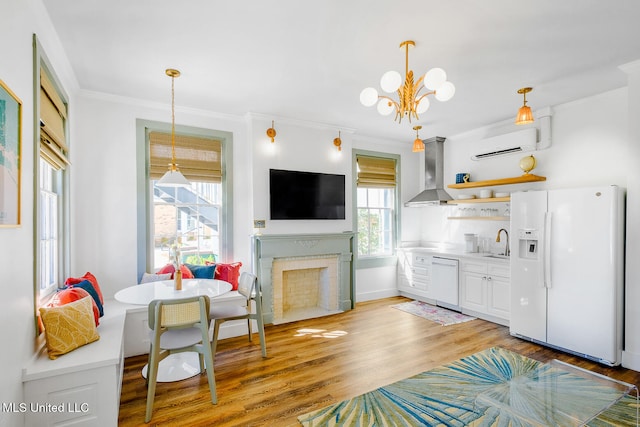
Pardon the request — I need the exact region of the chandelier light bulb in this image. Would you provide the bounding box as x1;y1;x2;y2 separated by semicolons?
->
416;97;430;114
377;98;394;116
424;67;447;90
435;81;455;102
360;87;379;106
380;70;402;93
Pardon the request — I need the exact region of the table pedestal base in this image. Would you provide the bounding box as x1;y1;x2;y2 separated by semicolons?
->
141;352;201;382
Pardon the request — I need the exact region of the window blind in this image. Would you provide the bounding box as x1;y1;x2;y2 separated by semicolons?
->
149;132;222;183
356;156;396;188
40;69;69;170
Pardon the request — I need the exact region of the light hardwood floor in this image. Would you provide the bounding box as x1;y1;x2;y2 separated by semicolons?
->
118;296;640;426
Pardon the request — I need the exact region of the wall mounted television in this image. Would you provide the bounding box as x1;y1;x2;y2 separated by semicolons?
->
269;169;346;220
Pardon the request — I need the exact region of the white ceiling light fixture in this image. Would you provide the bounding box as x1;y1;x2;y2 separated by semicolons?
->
157;68;191;187
360;40;455;124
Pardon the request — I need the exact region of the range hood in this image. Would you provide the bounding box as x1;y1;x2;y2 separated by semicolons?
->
405;136;453;206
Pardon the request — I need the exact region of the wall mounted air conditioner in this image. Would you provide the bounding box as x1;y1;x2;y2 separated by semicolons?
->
471;127;537;161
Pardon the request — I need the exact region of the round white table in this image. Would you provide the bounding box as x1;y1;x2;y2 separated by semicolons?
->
115;278;232;382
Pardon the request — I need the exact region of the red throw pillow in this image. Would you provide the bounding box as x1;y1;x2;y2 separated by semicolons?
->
49;288;100;326
157;263;194;279
214;262;242;290
65;272;104;305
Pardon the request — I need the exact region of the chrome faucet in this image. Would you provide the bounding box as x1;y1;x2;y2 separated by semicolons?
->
496;228;510;256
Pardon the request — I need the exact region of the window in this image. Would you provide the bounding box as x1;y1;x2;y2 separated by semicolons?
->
355;154;398;258
37;60;69;301
38;159;60;298
148;131;224;269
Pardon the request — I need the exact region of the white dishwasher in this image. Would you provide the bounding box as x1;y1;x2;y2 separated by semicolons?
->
431;257;460;311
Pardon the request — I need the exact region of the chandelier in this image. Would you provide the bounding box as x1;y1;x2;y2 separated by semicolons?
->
360;40;455;124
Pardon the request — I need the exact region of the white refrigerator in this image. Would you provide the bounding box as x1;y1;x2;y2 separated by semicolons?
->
509;185;625;366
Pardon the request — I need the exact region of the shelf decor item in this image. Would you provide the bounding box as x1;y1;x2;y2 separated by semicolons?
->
0;79;22;227
456;173;470;184
519;155;537;174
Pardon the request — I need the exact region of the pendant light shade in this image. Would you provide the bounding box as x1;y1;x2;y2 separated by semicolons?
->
157;169;191;186
515;87;534;125
157;68;190;187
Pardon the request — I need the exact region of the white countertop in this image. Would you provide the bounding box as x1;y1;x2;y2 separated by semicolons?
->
398;244;509;263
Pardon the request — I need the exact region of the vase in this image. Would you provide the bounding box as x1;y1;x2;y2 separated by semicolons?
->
174;269;182;290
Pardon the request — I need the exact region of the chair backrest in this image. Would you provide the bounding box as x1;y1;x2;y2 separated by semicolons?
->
148;295;210;331
237;272;258;300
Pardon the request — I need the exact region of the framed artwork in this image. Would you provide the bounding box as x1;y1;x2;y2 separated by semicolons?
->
0;79;21;227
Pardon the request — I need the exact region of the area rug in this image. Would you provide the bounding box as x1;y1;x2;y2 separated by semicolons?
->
297;347;639;426
391;300;476;326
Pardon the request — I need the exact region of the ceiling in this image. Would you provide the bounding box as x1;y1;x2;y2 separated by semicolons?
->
42;0;640;143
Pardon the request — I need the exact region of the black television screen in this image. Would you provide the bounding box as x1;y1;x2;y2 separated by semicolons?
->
269;169;345;220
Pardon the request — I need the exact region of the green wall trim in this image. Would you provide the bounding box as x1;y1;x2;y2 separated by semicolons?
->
351;148;402;264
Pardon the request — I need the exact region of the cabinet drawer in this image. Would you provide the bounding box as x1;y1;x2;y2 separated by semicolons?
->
412;254;431;266
461;261;486;274
410;266;429;278
488;263;509;277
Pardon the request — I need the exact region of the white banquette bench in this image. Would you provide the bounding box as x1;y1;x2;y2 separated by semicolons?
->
22;291;246;426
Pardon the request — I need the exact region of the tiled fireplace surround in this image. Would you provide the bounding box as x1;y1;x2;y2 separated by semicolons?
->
253;233;355;324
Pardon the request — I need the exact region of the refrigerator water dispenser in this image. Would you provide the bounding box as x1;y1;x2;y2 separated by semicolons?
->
518;229;539;259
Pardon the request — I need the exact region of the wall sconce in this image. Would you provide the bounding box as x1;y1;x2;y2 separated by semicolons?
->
333;131;342;152
515;87;534;125
412;125;424;152
266;120;276;143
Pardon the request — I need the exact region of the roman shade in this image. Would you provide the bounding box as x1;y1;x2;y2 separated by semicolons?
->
149;132;222;183
40;69;69;170
356;156;396;188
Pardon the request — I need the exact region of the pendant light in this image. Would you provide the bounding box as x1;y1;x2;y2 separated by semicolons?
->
412;126;424;152
157;68;190;187
515;87;534;125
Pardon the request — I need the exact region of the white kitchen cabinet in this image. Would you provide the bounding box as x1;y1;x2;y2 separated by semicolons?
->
460;259;510;325
397;250;433;301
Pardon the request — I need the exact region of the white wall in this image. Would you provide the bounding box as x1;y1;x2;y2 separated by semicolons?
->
71;93;250;298
620;61;640;371
249;116;419;302
0;1;77;425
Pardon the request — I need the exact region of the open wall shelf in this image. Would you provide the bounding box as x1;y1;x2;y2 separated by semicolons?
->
447;197;510;204
447;174;546;189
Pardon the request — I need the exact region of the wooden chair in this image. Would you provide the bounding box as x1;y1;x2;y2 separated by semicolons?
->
145;295;216;423
210;272;267;358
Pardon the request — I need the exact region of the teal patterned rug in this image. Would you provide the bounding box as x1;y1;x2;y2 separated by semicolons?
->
298;347;638;426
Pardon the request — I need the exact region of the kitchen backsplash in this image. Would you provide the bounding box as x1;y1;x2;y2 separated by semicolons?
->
417;203;510;254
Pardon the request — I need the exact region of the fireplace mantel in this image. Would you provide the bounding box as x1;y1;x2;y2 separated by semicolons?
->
252;233;355;324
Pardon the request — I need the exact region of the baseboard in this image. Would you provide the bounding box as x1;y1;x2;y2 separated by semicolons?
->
622;349;640;372
356;289;399;302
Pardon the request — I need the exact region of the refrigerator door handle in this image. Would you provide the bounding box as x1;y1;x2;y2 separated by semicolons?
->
544;211;552;288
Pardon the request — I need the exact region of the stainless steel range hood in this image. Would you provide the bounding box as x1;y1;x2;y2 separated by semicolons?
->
405;136;453;206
